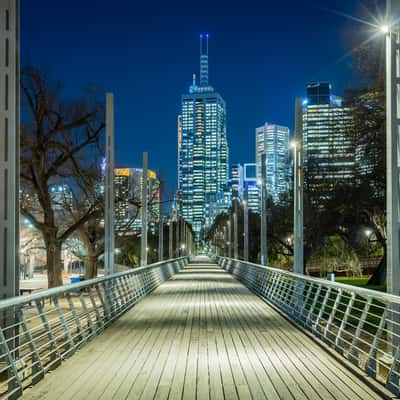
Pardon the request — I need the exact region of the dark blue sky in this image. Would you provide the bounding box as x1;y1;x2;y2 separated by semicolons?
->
22;0;363;199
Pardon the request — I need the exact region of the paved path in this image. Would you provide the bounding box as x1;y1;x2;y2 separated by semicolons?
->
23;258;384;399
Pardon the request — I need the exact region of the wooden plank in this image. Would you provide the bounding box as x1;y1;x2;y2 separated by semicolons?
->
245;289;381;400
22;259;385;400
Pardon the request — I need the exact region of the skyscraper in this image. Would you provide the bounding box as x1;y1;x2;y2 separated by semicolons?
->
256;123;290;203
178;35;229;238
114;168;160;233
302;82;354;205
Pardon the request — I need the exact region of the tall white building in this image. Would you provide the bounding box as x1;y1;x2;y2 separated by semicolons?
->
178;35;229;239
256;123;290;203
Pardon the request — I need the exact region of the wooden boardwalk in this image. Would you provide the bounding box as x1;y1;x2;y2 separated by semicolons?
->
23;258;385;400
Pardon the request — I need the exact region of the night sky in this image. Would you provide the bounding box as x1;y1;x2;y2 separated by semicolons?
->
22;0;366;201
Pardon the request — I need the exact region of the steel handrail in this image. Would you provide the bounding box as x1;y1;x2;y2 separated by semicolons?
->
0;256;189;399
0;257;188;311
217;256;400;397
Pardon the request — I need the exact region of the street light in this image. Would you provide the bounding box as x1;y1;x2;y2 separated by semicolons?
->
381;24;390;33
293;98;304;274
365;229;373;259
115;248;121;265
243;195;249;262
381;16;400;295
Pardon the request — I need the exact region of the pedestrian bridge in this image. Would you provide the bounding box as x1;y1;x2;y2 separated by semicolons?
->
0;256;398;399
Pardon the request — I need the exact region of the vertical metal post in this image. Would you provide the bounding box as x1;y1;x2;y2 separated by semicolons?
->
180;217;185;255
140;152;148;266
260;152;268;266
227;219;232;258
243;186;249;262
175;213;180;257
0;0;19;299
294;98;304;274
104;93;115;275
168;216;173;259
386;25;400;295
233;200;238;259
223;225;228;257
158;182;163;261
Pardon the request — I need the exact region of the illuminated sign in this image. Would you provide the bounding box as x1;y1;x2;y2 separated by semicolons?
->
115;168;130;177
149;170;157;179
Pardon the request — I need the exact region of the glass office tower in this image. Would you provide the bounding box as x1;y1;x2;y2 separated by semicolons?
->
256;123;290;203
178;35;229;239
303;82;354;205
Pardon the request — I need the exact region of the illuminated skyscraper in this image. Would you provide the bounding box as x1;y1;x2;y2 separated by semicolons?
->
302;82;354;205
178;35;229;238
256;123;290;203
114;168;160;233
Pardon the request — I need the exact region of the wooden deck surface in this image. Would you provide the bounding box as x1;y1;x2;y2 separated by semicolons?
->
23;258;384;400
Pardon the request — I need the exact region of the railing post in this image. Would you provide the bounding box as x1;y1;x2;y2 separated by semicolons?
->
17;308;43;384
35;299;61;367
324;288;342;342
348;297;372;366
335;292;355;353
306;284;322;327
0;326;22;399
52;295;75;354
366;308;387;379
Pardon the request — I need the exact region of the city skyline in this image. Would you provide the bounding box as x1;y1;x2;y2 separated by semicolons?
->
21;0;365;199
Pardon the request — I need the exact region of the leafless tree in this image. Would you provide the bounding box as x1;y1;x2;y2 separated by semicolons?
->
20;67;105;287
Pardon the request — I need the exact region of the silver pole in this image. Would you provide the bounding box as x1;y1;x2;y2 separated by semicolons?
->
0;0;19;298
169;215;173;259
386;25;400;295
233;200;238;259
227;219;232;258
223;225;228;257
260;152;268;265
158;182;163;261
294;98;304;274
243;187;249;262
140;152;148;266
175;214;180;257
104;93;115;275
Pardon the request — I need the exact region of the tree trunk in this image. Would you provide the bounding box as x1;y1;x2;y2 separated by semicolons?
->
44;236;63;288
85;241;97;279
367;253;386;286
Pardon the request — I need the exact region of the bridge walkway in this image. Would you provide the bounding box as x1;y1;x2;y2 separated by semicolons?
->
22;257;383;400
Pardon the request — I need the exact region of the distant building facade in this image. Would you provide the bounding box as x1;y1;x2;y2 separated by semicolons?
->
178;35;229;238
302;82;354;205
114;168;160;233
255;123;290;203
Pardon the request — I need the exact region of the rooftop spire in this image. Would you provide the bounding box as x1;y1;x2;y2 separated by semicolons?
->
199;33;209;87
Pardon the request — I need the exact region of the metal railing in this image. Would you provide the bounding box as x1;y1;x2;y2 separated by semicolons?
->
218;257;400;397
0;257;189;399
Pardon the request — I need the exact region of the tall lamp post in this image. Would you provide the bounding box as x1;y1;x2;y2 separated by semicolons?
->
227;219;232;258
260;152;268;266
0;0;19;298
293;98;304;274
243;188;249;262
104;93;115;275
383;12;400;295
140;152;148;266
233;199;238;259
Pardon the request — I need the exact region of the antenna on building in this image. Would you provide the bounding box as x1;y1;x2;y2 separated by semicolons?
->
199;33;209;87
192;73;196;86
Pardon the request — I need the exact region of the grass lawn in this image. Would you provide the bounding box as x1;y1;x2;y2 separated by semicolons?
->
334;276;386;292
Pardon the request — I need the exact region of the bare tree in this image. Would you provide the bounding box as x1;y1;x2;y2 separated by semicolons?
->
20;67;105;287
